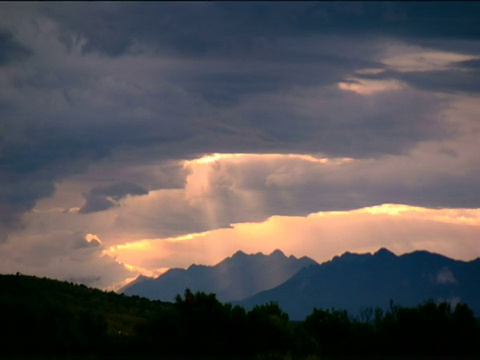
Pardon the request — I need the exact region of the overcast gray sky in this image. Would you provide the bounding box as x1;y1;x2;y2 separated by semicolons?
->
1;2;480;289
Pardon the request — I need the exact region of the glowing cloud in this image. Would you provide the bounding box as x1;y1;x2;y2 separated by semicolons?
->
85;233;102;245
338;78;405;95
108;204;480;276
380;44;480;72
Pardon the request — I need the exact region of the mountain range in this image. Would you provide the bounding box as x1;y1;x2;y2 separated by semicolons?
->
121;249;316;302
121;248;480;320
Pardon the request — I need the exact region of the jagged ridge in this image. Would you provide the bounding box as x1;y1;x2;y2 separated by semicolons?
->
239;249;480;320
121;249;317;302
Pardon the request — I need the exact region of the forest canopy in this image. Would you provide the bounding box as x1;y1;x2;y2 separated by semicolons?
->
0;274;479;359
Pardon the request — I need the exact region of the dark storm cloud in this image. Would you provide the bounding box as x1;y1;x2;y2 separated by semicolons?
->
43;2;480;58
354;61;480;95
0;30;32;65
174;52;382;107
0;176;55;238
39;1;480;106
457;59;480;69
0;131;108;229
210;87;450;157
398;70;480;94
79;182;149;214
44;2;228;57
0;1;479;235
288;2;480;42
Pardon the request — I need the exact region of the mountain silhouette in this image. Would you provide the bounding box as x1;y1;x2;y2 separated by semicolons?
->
121;249;316;302
238;248;480;320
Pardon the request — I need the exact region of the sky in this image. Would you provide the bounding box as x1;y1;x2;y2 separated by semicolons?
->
1;2;480;290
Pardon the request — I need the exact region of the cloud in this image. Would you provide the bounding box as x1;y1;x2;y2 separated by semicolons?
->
177;125;480;225
0;231;133;289
25;87;480;238
338;77;405;95
0;35;450;238
394;69;480;94
379;45;479;73
1;3;480;289
41;3;480;59
108;204;480;272
79;181;148;214
0;30;32;66
349;43;480;94
24;106;480;255
436;267;457;285
0;14;196;231
83;233;102;247
457;59;480;69
0;177;56;236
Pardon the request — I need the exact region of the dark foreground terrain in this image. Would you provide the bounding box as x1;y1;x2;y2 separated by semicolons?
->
1;274;479;359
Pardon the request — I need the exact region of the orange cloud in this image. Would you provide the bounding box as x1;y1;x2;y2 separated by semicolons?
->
338;78;405;95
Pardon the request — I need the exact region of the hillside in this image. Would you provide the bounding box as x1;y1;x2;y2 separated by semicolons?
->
0;273;167;355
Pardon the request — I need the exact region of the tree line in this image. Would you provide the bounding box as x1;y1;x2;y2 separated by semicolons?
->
1;274;479;359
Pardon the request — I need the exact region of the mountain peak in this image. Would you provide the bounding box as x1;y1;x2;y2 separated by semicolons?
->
230;249;288;260
118;274;152;293
270;249;286;257
122;249;316;303
232;250;248;258
374;248;397;257
136;274;150;281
